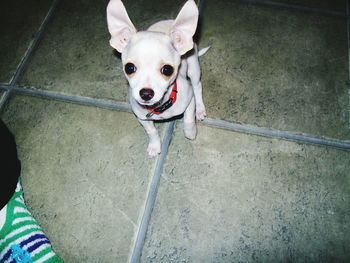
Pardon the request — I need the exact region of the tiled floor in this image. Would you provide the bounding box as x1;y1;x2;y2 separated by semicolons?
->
1;0;350;262
201;1;349;139
141;123;350;262
2;95;163;261
242;0;346;13
0;0;52;84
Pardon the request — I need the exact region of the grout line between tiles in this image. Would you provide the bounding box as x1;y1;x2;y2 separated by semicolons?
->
8;0;61;86
202;118;350;151
3;83;350;151
9;85;132;113
0;0;61;114
239;0;346;17
197;0;205;19
0;0;347;261
0;91;11;115
129;121;175;263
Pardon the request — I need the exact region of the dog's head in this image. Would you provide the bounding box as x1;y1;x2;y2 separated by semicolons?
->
106;0;198;106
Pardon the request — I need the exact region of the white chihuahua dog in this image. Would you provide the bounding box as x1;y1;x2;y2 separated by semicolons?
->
107;0;207;156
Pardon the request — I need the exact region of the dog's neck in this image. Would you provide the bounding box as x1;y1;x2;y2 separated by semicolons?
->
144;81;178;118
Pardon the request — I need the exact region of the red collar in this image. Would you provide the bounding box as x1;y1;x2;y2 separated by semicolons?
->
145;81;177;118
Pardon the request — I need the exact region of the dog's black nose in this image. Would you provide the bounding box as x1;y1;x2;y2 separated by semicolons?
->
139;88;154;101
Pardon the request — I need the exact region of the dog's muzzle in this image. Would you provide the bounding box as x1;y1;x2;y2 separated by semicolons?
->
143;81;178;118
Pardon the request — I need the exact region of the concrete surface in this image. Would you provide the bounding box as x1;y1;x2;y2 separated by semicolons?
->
2;95;164;261
0;0;51;84
141;123;350;262
200;0;349;140
273;0;345;12
1;0;350;262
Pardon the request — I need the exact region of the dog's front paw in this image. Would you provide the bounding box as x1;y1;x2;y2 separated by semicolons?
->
196;104;207;121
184;122;197;140
147;141;161;157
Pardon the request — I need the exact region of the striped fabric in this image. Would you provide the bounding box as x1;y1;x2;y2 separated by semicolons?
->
0;183;63;263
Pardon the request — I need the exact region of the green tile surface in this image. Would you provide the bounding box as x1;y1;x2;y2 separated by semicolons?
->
141;123;350;262
0;0;51;84
2;95;164;261
200;1;349;140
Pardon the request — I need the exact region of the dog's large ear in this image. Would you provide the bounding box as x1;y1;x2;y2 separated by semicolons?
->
106;0;137;53
170;0;199;55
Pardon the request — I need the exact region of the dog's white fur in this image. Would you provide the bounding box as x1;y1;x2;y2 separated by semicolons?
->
107;0;206;156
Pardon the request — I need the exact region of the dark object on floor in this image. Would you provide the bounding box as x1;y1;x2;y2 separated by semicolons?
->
0;119;21;210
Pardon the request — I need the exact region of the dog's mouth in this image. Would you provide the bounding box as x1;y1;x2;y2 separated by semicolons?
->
136;80;177;109
138;99;162;109
136;81;178;118
146;100;161;106
138;93;167;108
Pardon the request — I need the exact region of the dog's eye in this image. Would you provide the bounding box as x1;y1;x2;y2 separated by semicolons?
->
125;63;137;75
161;65;174;77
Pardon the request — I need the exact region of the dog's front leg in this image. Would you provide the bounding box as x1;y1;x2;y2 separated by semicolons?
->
187;50;206;121
138;119;161;157
183;97;197;140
